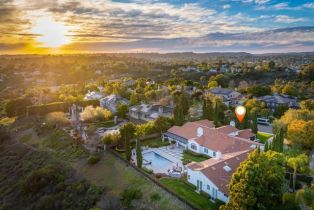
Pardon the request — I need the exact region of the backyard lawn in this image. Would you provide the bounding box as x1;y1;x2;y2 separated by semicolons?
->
160;178;221;210
74;152;192;210
141;137;170;148
257;132;273;143
183;150;209;164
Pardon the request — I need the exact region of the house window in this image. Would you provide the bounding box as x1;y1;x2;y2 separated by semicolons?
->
213;151;216;157
188;175;190;180
207;185;210;190
191;143;197;150
204;148;208;153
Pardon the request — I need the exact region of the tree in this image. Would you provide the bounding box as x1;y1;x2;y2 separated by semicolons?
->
251;112;258;134
202;95;214;120
287;120;314;149
80;106;112;122
5;97;32;117
244;98;271;117
119;123;136;161
264;141;269;152
154;116;172;137
300;99;314;110
116;103;129;119
295;186;314;209
212;97;226;127
173;92;189;126
282;84;298;96
136;139;142;168
207;81;218;89
45;112;69;128
221;150;286;210
287;154;309;192
129;92;140;105
302;63;314;81
271;128;284;152
273;104;289;118
272;109;314;134
247;85;272;97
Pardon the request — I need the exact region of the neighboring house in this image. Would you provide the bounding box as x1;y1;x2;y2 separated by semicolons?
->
181;66;200;72
163;120;259;202
124;78;135;87
206;88;243;106
100;94;129;113
129;104;174;122
84;91;105;101
258;93;299;111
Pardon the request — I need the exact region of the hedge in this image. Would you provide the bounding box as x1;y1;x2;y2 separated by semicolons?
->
26;99;100;116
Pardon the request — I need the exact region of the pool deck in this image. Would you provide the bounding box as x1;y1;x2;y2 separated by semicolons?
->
132;146;184;174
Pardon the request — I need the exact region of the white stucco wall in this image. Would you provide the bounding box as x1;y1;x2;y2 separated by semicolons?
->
187;168;228;203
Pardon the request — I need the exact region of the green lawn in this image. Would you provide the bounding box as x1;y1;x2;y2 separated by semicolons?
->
141;137;170;148
160;178;221;210
74;152;191;210
257;132;273;143
183;150;209;164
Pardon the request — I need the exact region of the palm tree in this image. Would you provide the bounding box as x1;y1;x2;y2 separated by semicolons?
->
287;154;309;192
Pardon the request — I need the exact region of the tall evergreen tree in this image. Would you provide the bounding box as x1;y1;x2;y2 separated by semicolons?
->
119;122;136;162
264;141;269;152
251;112;258;134
136;139;142;168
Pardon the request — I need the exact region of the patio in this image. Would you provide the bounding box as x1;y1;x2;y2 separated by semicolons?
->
132;145;184;175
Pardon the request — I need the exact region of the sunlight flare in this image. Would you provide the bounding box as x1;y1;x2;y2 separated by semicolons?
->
31;16;72;48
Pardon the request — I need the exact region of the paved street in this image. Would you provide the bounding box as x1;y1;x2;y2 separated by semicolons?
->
258;124;273;134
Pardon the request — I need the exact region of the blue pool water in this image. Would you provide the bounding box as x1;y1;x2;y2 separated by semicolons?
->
142;151;173;170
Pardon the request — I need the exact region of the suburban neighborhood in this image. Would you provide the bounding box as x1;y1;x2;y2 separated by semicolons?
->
1;0;314;210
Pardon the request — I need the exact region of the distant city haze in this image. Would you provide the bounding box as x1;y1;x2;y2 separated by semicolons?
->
1;0;314;54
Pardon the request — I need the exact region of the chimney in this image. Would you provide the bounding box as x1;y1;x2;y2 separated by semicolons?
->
215;151;222;160
197;127;203;137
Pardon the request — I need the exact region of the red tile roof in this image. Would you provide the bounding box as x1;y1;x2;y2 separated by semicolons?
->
216;125;239;134
237;129;255;139
187;149;252;195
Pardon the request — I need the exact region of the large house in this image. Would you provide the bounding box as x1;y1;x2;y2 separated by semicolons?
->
258;93;299;111
206;88;243;106
84;91;104;101
163;120;259;202
129;104;174;122
100;94;129;113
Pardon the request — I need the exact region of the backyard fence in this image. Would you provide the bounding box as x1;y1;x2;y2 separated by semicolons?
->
108;148;200;210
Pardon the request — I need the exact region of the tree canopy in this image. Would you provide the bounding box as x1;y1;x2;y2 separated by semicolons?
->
221;150;286;210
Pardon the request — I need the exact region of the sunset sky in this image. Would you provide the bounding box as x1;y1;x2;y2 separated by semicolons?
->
1;0;314;54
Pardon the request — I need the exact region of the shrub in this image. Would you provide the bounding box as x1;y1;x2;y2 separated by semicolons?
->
102;132;120;145
80;106;112;122
150;192;161;202
45;112;69;128
121;188;143;207
87;155;101;165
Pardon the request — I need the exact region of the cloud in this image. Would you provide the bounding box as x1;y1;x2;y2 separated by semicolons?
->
275;15;305;23
222;4;231;9
303;3;314;9
59;27;314;53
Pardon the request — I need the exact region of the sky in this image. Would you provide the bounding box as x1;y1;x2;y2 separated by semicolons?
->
0;0;314;54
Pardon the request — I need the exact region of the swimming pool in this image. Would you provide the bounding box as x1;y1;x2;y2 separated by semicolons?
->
142;151;173;172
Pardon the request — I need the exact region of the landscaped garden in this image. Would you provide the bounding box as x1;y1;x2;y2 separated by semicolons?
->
183;150;209;164
257;131;273;143
160;178;222;210
141;137;170;148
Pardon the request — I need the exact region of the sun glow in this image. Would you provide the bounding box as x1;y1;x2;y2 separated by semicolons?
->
31;16;72;48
